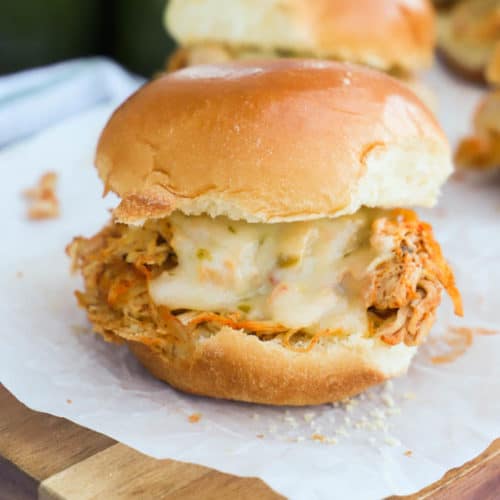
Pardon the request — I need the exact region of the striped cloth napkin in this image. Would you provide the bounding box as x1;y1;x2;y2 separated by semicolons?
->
0;57;143;147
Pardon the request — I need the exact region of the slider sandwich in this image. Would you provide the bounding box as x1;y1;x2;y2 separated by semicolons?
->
455;89;500;169
438;0;500;83
68;60;462;406
439;1;500;169
164;0;436;104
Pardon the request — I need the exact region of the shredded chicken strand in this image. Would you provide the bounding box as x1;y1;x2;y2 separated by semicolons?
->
365;211;462;346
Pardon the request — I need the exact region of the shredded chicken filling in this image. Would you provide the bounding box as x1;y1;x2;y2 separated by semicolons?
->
68;210;462;353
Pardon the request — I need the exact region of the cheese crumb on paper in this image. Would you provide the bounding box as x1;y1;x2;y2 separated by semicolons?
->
23;171;59;220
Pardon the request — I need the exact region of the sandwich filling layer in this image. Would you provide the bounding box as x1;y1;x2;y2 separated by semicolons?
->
167;44;411;77
68;209;461;353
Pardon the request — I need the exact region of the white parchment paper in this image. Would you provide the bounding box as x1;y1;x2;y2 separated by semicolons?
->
1;64;499;500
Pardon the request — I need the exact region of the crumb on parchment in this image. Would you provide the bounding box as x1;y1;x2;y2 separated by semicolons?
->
384;436;401;447
404;450;413;457
254;386;412;446
403;392;416;400
66;399;72;404
70;324;90;335
311;433;337;445
188;412;202;423
311;433;326;442
303;412;316;422
23;171;59;220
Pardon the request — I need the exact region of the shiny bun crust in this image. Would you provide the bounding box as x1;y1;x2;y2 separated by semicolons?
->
96;60;451;224
129;326;416;406
165;0;435;73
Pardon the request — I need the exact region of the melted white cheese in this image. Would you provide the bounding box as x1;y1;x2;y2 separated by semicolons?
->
148;210;392;333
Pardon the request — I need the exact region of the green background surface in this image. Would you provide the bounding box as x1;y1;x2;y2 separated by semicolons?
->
0;0;176;76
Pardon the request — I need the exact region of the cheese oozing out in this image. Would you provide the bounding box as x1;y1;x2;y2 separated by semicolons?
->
148;210;393;334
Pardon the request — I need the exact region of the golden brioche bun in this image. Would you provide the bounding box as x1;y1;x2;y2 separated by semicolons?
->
96;60;451;225
129;326;416;406
165;0;435;73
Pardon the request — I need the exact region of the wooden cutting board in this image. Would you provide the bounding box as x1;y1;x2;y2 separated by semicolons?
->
0;385;498;500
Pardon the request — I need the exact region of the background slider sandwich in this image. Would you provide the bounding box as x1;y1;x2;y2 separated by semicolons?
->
165;0;435;75
68;60;462;406
164;0;436;107
437;0;500;84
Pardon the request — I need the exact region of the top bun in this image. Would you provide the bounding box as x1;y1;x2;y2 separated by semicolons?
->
96;60;451;224
165;0;435;73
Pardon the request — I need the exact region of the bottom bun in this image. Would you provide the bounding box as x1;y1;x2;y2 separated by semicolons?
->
128;326;417;406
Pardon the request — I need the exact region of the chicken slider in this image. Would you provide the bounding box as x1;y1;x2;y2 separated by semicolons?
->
438;0;500;83
165;0;435;75
68;60;462;406
164;0;436;107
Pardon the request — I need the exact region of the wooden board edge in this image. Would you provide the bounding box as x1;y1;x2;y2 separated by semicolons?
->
388;438;500;499
37;443;283;500
0;456;39;500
